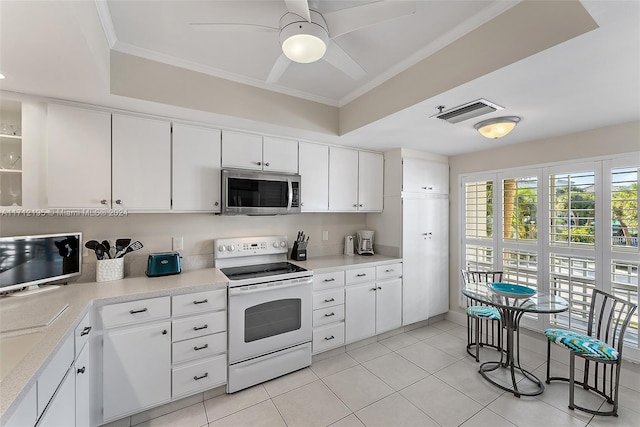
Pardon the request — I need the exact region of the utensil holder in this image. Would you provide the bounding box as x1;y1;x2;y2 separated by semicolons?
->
290;242;307;261
96;257;124;282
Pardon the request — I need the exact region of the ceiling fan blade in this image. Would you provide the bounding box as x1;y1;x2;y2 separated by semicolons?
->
322;40;366;80
324;0;416;37
190;23;278;32
284;0;311;22
266;53;292;83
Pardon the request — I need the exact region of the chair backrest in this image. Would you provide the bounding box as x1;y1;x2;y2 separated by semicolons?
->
587;289;638;354
461;269;503;285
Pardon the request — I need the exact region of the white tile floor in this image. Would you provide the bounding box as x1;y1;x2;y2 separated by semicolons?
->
129;321;640;427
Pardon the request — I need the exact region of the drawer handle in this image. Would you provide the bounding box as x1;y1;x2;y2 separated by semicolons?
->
324;298;335;303
356;273;367;277
324;312;335;317
193;373;209;381
77;366;86;375
193;299;209;305
193;324;209;331
129;308;148;314
371;288;378;291
324;335;335;341
80;326;92;336
323;278;335;282
384;269;394;273
194;344;209;351
377;286;382;290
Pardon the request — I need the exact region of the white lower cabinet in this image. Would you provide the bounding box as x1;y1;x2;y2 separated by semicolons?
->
74;344;91;427
375;278;403;334
311;272;345;354
4;385;36;427
37;367;75;427
102;320;172;421
345;283;377;343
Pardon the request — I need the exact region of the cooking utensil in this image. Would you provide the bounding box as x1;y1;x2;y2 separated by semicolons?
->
94;243;106;260
101;240;111;259
115;238;131;256
116;240;143;258
84;240;99;251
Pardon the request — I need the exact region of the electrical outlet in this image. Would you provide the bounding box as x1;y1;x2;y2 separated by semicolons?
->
172;236;183;251
322;230;329;241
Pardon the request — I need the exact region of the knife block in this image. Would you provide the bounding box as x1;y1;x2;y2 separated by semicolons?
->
290;242;307;261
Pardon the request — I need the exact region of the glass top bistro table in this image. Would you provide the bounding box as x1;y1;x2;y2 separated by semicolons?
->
462;282;569;397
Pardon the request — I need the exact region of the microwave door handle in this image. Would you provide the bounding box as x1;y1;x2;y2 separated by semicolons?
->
287;178;293;211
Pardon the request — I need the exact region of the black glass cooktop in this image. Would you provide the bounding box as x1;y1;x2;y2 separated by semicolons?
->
220;262;307;281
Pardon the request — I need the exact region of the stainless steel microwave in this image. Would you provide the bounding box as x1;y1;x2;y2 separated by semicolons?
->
221;169;301;215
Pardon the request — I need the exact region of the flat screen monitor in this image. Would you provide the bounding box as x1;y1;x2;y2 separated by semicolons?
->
0;232;82;294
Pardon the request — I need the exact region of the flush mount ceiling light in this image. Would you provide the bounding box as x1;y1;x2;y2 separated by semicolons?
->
474;116;521;139
279;11;328;64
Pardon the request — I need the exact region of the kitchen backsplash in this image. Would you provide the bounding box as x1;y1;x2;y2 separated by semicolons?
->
0;212;370;282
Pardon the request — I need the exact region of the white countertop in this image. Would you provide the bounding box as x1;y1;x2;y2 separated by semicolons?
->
292;254;401;273
0;268;229;420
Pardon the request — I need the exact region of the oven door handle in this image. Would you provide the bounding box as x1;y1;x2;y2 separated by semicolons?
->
287;178;293;211
228;279;311;296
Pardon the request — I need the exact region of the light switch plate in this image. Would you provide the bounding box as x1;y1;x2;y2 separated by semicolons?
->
172;236;184;251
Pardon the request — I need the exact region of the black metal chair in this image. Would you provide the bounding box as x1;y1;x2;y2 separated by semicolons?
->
545;289;637;416
461;269;504;362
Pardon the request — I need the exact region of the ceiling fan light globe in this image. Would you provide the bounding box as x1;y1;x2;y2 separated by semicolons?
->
282;34;326;63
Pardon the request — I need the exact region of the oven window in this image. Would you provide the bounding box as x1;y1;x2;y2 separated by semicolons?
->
228;177;289;208
244;298;301;342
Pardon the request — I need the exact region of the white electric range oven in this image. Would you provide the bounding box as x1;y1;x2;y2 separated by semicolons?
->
214;236;312;393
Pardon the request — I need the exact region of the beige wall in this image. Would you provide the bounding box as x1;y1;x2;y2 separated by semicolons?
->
448;120;640;314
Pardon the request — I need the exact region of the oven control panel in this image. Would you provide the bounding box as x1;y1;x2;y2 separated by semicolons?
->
214;236;289;258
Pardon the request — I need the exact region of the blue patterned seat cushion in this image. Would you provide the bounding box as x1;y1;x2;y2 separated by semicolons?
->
466;305;500;320
544;328;618;361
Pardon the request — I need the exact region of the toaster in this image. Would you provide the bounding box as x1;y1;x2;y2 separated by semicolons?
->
146;252;181;277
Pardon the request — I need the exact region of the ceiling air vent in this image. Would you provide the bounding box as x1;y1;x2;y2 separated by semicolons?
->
431;99;504;124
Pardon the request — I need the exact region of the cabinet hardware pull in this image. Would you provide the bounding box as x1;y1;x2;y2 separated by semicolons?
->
100;199;108;205
371;288;378;291
359;204;363;207
353;204;358;207
384;269;394;273
194;344;209;351
377;287;382;290
323;278;335;282
356;273;367;277
77;366;86;375
256;161;262;166
162;330;168;335
422;232;433;236
421;186;433;190
193;324;209;331
214;201;219;206
129;308;148;314
115;199;122;205
193;373;209;381
324;335;335;340
324;298;335;302
80;326;92;336
193;299;208;305
264;162;270;167
324;312;335;317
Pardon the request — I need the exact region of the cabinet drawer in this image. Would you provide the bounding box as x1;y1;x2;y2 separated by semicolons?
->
37;334;73;417
313;271;345;290
101;296;170;329
173;311;226;342
345;267;375;284
313;288;344;310
172;355;227;398
74;311;92;357
376;263;402;281
313;305;345;328
172;332;226;365
172;289;226;317
312;323;345;354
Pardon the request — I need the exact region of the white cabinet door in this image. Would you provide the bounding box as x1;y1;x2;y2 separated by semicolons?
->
298;142;328;211
5;384;36;427
221;131;262;170
47;104;111;208
112;114;171;210
345;283;376;343
75;343;90;427
329;147;358;211
103;321;171;421
375;278;402;334
172;123;221;211
357;151;383;212
403;158;449;194
424;197;449;317
37;368;75;427
263;137;298;173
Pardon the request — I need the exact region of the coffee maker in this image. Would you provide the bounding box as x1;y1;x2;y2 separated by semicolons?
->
356;230;375;256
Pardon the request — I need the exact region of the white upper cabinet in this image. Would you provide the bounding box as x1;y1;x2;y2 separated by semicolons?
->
329;147;383;212
221;131;262;170
172;123;221;212
403;157;449;194
47;104;111;208
221;131;298;173
358;151;384;211
298;142;328;211
329;147;359;211
112;114;171;211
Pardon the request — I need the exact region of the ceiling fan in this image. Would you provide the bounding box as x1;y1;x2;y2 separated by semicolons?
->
190;0;416;83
